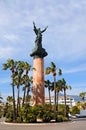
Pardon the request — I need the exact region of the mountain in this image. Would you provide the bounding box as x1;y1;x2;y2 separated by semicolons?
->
59;93;83;102
70;95;81;102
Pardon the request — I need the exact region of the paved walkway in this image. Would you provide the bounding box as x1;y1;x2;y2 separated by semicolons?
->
0;117;86;130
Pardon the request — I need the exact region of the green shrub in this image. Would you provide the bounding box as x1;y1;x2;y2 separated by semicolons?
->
0;112;2;118
27;113;36;123
71;106;80;115
56;115;69;122
32;105;44;119
16;117;21;123
5;110;13;122
6;117;12;122
42;111;53;122
62;116;69;121
57;115;63;122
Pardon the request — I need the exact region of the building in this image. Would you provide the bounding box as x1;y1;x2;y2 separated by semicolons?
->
58;96;75;107
45;96;75;107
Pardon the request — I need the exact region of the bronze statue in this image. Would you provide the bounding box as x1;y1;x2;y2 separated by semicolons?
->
33;22;48;49
30;22;48;58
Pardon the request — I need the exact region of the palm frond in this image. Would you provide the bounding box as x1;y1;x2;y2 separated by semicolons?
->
58;68;62;75
45;67;51;74
51;62;56;69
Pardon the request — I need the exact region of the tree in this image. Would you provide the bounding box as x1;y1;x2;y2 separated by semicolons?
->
56;80;63;112
3;59;16;121
22;84;26;106
22;62;32;106
45;62;62;120
79;92;86;102
14;61;24;115
45;80;52;106
61;78;71;117
22;75;32;105
7;96;13;104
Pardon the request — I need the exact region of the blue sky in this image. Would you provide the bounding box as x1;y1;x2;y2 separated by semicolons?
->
0;0;86;100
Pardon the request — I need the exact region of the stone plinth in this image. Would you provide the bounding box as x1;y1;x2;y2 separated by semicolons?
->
33;58;45;105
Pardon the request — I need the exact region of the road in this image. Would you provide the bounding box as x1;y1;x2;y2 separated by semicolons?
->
0;118;86;130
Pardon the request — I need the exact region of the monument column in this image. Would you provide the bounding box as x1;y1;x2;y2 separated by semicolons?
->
33;58;44;105
30;22;48;105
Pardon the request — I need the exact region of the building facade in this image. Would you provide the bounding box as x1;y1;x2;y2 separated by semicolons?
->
45;96;76;107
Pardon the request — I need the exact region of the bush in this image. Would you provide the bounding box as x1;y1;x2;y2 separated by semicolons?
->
62;116;69;121
4;103;70;123
16;117;22;123
32;104;44;119
71;106;80;115
0;113;2;118
27;113;36;123
5;110;13;122
42;111;53;122
0;105;3;118
56;115;69;122
57;115;63;122
6;117;12;122
20;106;36;123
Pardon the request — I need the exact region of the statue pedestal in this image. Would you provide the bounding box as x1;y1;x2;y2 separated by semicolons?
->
33;58;45;105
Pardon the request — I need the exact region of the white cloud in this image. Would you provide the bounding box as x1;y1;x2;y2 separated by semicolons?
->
63;63;86;74
3;34;19;42
0;77;10;84
67;81;86;95
0;46;14;59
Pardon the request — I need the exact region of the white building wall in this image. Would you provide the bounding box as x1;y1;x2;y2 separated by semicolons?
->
45;96;76;107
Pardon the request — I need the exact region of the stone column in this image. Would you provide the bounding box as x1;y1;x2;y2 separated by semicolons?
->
33;58;45;105
30;48;48;105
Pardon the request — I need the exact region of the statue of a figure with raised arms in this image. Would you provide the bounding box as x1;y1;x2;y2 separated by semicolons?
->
30;22;48;58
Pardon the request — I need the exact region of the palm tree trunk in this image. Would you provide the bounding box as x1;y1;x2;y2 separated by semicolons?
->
56;91;59;112
64;89;67;117
48;88;51;109
26;87;30;103
56;91;59;121
12;70;16;122
54;75;57;121
54;76;56;111
17;85;20;116
49;89;51;106
12;84;16;122
22;87;26;106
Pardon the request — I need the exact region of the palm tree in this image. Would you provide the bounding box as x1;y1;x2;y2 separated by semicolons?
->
14;61;24;115
56;80;63;112
22;85;26;106
23;62;31;75
23;62;32;102
26;76;33;103
22;75;32;105
22;62;32;106
3;59;16;121
45;62;62;116
79;92;86;102
7;96;13;104
61;78;71;117
45;80;52;106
